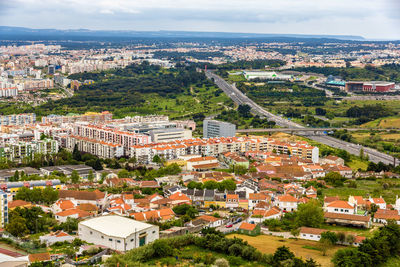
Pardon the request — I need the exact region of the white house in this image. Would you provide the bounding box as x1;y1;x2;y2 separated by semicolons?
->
250;207;281;224
325;200;355;214
299;227;326;241
248;193;269;210
78;215;159;252
369;197;386;210
275;194;299;212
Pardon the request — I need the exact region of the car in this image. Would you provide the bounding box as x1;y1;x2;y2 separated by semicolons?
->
225;224;233;228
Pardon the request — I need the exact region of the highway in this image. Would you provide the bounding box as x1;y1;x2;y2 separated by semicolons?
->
206;71;398;166
237;128;400;133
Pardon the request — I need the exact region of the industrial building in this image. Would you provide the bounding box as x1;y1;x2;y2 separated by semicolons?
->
345;81;395;93
78;215;159;251
203;120;236;139
243;71;292;80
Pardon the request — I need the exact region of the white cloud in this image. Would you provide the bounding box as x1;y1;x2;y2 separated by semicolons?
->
0;0;399;39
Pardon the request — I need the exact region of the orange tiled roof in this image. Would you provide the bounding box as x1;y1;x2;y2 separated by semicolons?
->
327;200;354;209
239;222;257;231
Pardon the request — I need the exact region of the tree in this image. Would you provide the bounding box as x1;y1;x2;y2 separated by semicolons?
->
219;179;236;191
152;155;162;164
5;215;29;237
93;158;103;170
118;169;130;178
273;246;294;262
332;248;372;267
11;171;19;182
319;231;338;256
238;104;251;118
359;148;365;160
42;186;59;204
72;144;81;161
70;170;80;184
345;234;355;245
324;172;346;187
337;232;346;243
152;239;173;257
233;165;248;175
87;170;94;182
203;180;219;190
295;199;324;228
370;203;378;213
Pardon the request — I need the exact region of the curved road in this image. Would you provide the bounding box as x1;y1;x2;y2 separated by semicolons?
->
206;71;398;166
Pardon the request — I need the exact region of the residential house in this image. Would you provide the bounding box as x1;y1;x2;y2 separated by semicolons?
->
59;190;106;209
323;196;340;208
369;197;386;210
238;222;261;236
248;193;269;210
250;207;281;223
39;231;74;246
325;200;356;214
55;208;91;223
373;209;400;224
275;194;299;212
192;215;224;228
226;194;239;209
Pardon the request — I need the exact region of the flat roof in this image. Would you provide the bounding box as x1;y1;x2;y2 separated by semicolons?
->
79;215;155;238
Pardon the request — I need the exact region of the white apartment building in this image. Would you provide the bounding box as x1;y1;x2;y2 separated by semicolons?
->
66;136;124;159
0;191;8;228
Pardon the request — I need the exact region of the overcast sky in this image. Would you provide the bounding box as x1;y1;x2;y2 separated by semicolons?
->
1;0;399;39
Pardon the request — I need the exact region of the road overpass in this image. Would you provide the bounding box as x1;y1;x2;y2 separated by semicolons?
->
206;71;398;166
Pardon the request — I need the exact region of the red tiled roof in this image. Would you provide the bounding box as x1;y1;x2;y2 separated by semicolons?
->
327;200;354;209
239;222;256;231
324;212;371;222
299;227;326;235
9;200;32;209
277;194;298;202
29;252;51;263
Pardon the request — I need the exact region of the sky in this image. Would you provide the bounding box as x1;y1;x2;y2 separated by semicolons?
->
0;0;399;40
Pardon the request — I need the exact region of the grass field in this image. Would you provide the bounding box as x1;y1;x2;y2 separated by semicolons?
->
362;117;400;128
228;234;341;266
322;178;400;203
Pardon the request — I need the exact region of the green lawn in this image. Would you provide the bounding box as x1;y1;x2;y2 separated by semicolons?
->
322;178;400;203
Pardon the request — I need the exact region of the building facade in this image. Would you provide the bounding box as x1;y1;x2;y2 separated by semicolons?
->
203;120;236;139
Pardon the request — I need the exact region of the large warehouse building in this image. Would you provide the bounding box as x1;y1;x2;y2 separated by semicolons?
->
345;81;395;93
78;215;159;251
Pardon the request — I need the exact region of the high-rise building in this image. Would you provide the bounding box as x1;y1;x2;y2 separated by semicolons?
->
203;120;236;139
0;192;8;228
48;65;56;75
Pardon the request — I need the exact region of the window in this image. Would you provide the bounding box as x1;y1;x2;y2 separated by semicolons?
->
310;235;313;237
101;236;104;239
152;231;156;234
334;208;338;211
109;238;113;241
117;240;121;243
130;239;134;242
90;231;93;235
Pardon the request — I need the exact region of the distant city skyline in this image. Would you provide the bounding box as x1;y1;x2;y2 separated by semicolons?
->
0;0;399;40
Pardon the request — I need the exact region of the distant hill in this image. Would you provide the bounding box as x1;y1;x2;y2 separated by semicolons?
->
0;26;365;41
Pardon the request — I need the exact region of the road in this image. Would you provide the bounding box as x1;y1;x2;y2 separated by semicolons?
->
206;71;398;165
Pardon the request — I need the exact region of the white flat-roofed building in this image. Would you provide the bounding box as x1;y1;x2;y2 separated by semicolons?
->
149;128;192;143
78;215;159;252
203;120;236;139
